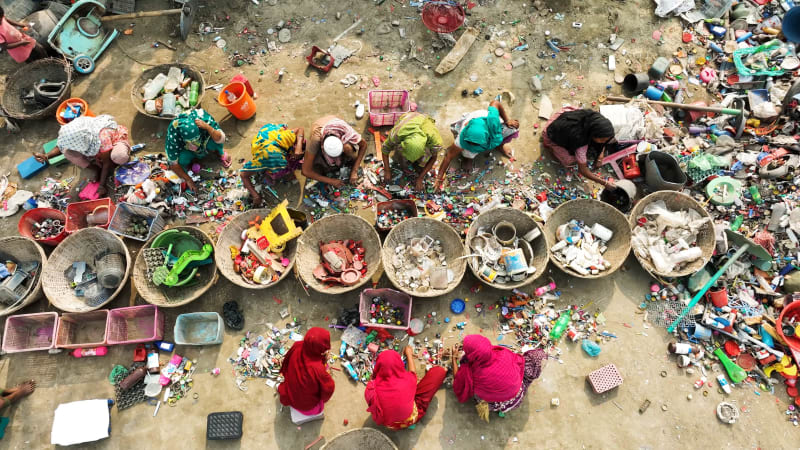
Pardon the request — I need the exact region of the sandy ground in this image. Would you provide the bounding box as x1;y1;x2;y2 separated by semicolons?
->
0;0;798;448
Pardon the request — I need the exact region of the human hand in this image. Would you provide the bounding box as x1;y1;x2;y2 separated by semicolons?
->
33;153;47;163
251;193;264;207
507;119;520;129
434;178;444;192
383;173;392;185
330;179;344;189
414;178;424;192
349;174;358;186
186;180;198;192
194;119;209;130
404;345;414;358
604;178;616;189
96;185;107;197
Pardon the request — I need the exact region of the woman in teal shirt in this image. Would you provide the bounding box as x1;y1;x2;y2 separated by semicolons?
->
165;109;231;192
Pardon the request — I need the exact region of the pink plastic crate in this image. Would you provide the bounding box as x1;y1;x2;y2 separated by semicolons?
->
587;363;623;394
368;90;410;127
65;198;116;233
56;309;109;349
359;288;412;330
106;305;164;345
2;312;58;353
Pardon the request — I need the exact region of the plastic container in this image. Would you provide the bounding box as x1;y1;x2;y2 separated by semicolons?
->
359;288;412;331
174;312;224;345
2;312;58;353
699;0;733;18
217;82;256;120
622;73;650;95
18;207;67;246
161;93;177;117
785;7;800;43
55;309;109;349
143;73;167;100
375;199;418;232
55;97;93;125
306;45;335;72
368;90;410;127
106;305;164;345
109;203;165;242
65;198;116;233
644;151;688;191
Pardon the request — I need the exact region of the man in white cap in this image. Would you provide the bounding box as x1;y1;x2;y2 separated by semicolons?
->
303;115;367;188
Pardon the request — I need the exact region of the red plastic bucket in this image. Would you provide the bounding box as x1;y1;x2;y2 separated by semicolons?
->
18;208;67;246
217;82;256;120
707;286;728;307
778;300;800;354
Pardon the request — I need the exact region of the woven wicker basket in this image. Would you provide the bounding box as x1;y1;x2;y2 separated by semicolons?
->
215;209;298;289
465;208;551;290
543;199;631;279
130;64;205;120
321;428;398;450
133;227;217;307
42;228;131;312
296;214;382;295
382;217;466;297
0;237;46;316
2;58;72;120
629;191;715;278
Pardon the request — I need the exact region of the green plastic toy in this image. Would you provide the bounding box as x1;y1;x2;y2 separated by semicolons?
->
714;348;747;384
152;244;213;287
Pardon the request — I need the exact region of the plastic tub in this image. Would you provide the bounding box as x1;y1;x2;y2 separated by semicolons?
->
359;288;412;331
109;202;165;242
217;82;256;120
65;198;115;233
174;312;224;345
55;309;109;349
306;45;334;72
376;199;418;232
2;312;58;353
368;90;410;127
106;305;164;345
55;97;93;125
778;300;800;354
18;207;67;246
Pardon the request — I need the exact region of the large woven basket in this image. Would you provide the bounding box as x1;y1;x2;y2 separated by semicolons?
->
0;237;47;316
321;428;398;450
543;199;631;279
130;64;205;120
215;209;298;289
465;208;551;290
629;191;715;278
296;214;382;295
43;228;131;312
382;217;466;297
2;58;72;120
133;226;217;307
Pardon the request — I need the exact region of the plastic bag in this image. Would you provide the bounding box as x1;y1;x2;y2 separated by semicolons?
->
733;40;785;77
688;153;727;172
581;339;601;357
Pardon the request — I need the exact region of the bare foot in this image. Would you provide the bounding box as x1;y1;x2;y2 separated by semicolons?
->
500;144;514;159
18;381;35;397
462;159;473;172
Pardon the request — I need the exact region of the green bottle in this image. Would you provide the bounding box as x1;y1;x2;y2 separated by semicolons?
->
188;81;199;107
730;215;743;231
549;312;571;340
748;185;762;204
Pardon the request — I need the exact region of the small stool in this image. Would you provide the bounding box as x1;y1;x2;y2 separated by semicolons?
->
601;144;638;179
587;364;623;394
290;406;324;425
207;411;243;440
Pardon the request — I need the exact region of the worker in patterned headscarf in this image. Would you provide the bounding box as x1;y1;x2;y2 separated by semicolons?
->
302;115;367;188
239;123;303;207
164;109;231;192
381;112;444;192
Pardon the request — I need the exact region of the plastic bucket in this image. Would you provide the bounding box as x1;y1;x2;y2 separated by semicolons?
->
784;7;800;43
623;73;650;95
18;208;67;246
707;286;728;307
691;324;712;340
218;82;256;120
56;97;94;125
778;300;800;353
599;179;637;213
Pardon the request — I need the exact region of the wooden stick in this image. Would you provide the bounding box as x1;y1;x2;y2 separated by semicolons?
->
605;96;744;115
101;9;182;22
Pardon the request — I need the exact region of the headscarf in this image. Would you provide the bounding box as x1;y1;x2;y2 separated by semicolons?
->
546;109;615;161
57;115;118;157
459;106;503;154
321;118;361;148
391;113;442;163
453;334;524;403
364;350;417;426
240;123;297;173
278;327;335;412
164;109;223;163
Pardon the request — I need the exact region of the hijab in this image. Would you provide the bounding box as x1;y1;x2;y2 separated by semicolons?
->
459;106;503;154
365;350;417;426
57;115;118;157
393;113;440;163
453;334;524;403
546;109;615;161
278;327;335;411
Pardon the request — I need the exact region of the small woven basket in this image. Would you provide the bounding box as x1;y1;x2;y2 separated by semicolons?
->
2;58;72;120
0;237;46;317
131;64;205;120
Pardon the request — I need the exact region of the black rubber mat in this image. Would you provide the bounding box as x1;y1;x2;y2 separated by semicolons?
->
207;411;243;440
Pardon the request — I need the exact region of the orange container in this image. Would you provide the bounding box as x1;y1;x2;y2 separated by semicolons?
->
56;97;94;125
218;82;256;120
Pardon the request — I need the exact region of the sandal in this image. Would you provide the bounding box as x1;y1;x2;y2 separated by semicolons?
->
221;152;232;168
223;300;244;330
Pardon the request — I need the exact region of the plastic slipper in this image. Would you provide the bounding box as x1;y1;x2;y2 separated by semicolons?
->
223;301;244;330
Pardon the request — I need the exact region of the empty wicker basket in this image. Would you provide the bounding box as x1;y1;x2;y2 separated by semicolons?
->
296;214;382;295
0;237;47;317
42;228;131;312
382;217;466;297
465;208;551;290
215;209;298;289
543;199;631;279
133;227;217;307
629;191;715;278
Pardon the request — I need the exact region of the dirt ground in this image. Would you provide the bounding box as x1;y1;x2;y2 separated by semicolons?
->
0;0;798;448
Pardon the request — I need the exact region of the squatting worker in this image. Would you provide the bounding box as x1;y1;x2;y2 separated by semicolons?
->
381;112;444;192
164;109;231;193
0;7;48;63
542;107;618;188
239;123;303;207
278;327;334;424
436;99;520;190
35;115;132;197
303;115;367;188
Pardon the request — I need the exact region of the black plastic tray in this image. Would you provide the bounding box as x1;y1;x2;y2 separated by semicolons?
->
207;411;243;440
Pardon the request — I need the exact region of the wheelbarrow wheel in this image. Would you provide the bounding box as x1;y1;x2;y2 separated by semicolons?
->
73;55;95;74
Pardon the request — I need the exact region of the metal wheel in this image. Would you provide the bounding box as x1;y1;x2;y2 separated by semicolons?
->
73;55;95;74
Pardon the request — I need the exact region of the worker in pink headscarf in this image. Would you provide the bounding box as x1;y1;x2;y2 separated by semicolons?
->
302;115;367;188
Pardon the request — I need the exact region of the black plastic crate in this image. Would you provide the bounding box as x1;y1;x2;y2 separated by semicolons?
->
207;411;243;440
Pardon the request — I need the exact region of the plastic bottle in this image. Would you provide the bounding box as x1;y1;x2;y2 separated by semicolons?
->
729;215;744;231
161;93;177;117
189;81;199;107
549;312;571;340
342;361;359;381
120;366;148;390
71;346;108;358
339;340;348;357
225;90;237;103
748;185;762;204
535;280;556;297
717;374;732;394
667;342;701;355
143;73;168;100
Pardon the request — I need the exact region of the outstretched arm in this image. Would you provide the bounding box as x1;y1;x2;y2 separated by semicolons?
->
349;140;368;185
436;145;462;191
490;100;519;128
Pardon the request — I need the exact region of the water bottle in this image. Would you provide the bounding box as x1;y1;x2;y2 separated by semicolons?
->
748;185;762;204
225;90;237;103
189;81;199;107
549;312;571;340
131;143;146;153
71;346;108;358
161;93;177;117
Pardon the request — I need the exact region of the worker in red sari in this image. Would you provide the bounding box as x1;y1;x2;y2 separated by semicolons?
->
364;346;446;430
278;327;335;424
452;334;547;422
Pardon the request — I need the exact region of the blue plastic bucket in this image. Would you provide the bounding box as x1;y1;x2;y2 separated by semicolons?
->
784;7;800;43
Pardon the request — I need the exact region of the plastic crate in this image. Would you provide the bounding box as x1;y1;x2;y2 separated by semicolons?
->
55;310;109;349
109;203;165;242
106;305;164;345
18;208;67;246
65;198;116;233
359;288;412;330
174;312;224;345
2;312;58;353
207;411;243;440
368;90;410;127
376;200;418;232
587;364;623;394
